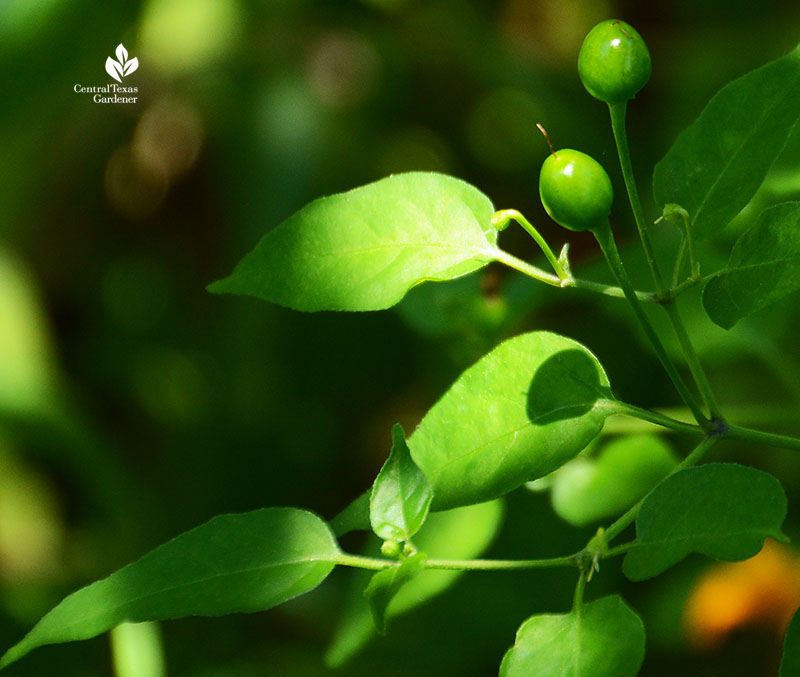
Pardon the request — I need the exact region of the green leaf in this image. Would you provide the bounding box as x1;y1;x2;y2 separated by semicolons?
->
325;499;503;667
781;607;800;677
370;424;433;542
364;552;427;634
331;490;370;538
551;434;677;526
653;42;800;239
408;331;614;510
500;595;645;677
0;508;340;669
208;172;498;312
623;464;787;581
703;202;800;328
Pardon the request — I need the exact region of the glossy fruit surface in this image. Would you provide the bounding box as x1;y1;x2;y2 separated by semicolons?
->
578;19;651;104
539;149;613;232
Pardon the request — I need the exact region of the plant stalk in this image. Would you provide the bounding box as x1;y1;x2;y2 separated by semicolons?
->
610;400;702;435
336;552;577;572
494;249;653;301
593;224;708;425
725;424;800;452
608;101;666;295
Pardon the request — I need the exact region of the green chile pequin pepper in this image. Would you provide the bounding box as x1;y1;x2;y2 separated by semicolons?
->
578;19;651;104
539;149;613;232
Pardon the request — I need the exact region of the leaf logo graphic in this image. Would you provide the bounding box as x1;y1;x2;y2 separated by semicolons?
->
105;43;139;83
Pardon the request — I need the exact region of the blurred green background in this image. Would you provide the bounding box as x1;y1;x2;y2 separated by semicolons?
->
1;0;799;675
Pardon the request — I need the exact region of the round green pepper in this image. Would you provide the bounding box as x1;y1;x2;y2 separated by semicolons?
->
539;149;613;232
578;19;651;104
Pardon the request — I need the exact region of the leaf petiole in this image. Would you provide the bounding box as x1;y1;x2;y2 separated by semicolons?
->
334;552;578;572
494;248;655;301
609;400;702;435
491;209;568;279
724;424;800;452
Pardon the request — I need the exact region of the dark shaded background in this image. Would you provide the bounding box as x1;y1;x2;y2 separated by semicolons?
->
1;0;799;675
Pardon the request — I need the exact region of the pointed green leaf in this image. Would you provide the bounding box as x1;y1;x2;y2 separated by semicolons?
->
408;331;614;510
703;202;800;328
781;607;800;677
623;464;787;581
0;508;340;669
551;434;677;526
500;595;645;677
325;499;503;667
370;424;433;542
653;42;800;239
364;552;427;634
208;172;498;311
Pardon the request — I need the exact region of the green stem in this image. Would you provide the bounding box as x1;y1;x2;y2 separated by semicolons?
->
593;224;708;425
662;300;723;419
604;435;721;542
573;573;586;611
605;541;636;558
725;424;800;452
609;101;666;295
610;400;702;435
425;556;576;571
335;553;395;570
494;249;654;301
493;249;562;287
335;552;577;572
672;235;688;289
604;403;800;436
673;206;700;280
609;102;719;420
492;209;567;279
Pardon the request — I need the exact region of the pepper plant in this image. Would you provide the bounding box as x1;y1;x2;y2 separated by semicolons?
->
3;19;800;676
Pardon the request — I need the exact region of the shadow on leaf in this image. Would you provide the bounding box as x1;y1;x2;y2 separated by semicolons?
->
527;349;611;425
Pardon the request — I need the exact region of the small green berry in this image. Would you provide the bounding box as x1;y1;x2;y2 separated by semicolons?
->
380;540;401;558
578;19;651;104
539;149;613;232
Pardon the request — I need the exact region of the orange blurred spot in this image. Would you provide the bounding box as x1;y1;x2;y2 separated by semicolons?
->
684;540;800;649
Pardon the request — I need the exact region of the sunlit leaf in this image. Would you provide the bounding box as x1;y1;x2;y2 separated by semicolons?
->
0;508;340;669
408;331;614;510
370;424;433;542
653;42;800;239
208;172;498;311
623;464;788;581
500;595;645;676
703;202;800;328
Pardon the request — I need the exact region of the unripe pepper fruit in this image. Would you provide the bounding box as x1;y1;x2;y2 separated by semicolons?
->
539;149;613;232
578;19;651;104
